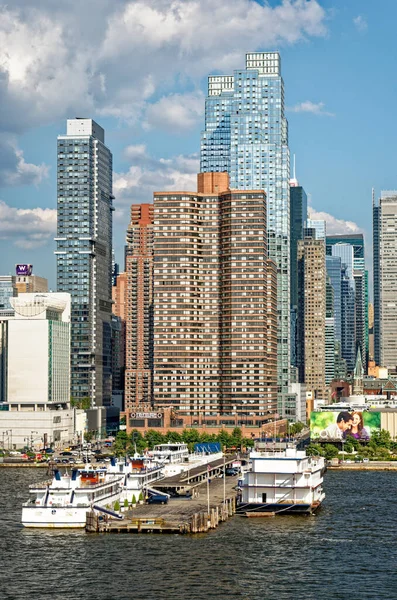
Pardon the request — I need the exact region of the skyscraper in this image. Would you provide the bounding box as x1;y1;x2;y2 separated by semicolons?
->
297;233;326;400
326;233;368;363
124;204;154;409
290;182;307;367
373;191;397;371
153;173;278;416
307;218;326;240
326;255;342;343
373;195;381;365
56;118;113;406
200;52;290;408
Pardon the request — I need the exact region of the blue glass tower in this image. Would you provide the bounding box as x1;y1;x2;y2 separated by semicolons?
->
200;52;290;403
56;119;113;406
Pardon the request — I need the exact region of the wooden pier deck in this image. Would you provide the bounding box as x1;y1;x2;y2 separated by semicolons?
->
86;475;238;535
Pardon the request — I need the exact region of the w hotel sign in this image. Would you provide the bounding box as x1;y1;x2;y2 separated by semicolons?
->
15;264;33;276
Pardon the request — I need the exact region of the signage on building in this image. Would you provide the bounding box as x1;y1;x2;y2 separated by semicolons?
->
16;264;33;276
130;412;162;419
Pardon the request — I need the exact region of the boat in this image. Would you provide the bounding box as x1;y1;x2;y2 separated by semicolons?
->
21;466;125;528
149;442;190;465
107;456;165;503
237;442;325;516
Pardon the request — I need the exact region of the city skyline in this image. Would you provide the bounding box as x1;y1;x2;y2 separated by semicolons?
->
0;0;393;286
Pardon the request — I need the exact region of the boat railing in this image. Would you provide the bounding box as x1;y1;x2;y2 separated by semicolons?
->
76;474;124;490
29;480;53;489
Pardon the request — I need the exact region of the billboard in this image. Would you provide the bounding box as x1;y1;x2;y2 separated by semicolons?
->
310;411;381;442
16;264;33;276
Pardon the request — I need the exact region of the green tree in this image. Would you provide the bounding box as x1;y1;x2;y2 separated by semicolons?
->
323;444;339;460
306;443;325;457
370;429;392;449
181;429;201;444
113;431;130;456
144;429;167;449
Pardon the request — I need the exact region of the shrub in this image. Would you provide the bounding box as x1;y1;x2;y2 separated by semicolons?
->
132;495;137;505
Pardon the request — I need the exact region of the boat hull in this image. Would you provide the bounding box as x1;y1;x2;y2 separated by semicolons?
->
21;506;88;528
237;501;322;516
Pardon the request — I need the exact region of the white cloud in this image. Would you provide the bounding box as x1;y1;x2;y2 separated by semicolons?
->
289;101;334;116
0;137;49;186
308;209;362;235
144;91;204;132
114;146;199;208
0;201;56;248
0;1;327;132
353;15;367;33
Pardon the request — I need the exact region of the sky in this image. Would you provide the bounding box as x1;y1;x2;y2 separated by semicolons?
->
0;0;395;290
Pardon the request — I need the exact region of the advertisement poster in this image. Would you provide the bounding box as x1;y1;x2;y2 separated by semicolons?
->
310;411;381;441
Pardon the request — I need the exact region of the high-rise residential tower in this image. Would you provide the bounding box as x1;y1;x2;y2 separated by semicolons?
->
153;174;278;417
373;191;397;371
297;233;326;400
200;52;290;410
290;182;307;368
124;204;154;409
55;119;113;406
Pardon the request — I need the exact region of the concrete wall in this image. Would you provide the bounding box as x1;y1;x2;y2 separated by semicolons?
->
8;320;49;404
0;409;74;449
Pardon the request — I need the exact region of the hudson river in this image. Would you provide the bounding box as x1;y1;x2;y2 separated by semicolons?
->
1;468;397;600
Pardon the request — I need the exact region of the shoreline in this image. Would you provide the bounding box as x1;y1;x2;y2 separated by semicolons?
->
328;462;397;471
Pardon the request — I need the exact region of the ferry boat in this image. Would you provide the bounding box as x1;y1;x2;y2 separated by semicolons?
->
237;443;325;516
21;467;124;528
150;443;190;464
150;443;223;477
107;457;165;503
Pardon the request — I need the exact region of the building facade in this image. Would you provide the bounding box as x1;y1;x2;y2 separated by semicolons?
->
200;52;290;408
297;234;326;400
152;173;278;417
0;276;17;314
374;192;397;372
55;118;113;407
290;183;307;368
15;274;48;294
327;233;367;369
124;204;154;409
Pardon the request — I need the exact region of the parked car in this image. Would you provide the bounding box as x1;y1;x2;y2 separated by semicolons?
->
363;458;370;463
59;451;73;456
148;493;169;505
225;467;239;476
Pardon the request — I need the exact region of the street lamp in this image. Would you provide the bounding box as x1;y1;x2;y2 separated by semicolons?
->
30;431;38;452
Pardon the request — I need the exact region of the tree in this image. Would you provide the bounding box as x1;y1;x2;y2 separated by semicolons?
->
144;430;166;449
113;431;130;456
323;444;339;460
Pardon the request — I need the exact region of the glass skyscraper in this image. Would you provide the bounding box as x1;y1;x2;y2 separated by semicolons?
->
200;52;290;403
56;119;113;406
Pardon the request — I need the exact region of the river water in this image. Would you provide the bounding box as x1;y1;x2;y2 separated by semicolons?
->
1;468;396;600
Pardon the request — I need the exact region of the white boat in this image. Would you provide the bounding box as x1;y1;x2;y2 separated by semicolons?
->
237;443;325;516
21;467;124;528
149;443;190;465
107;457;165;503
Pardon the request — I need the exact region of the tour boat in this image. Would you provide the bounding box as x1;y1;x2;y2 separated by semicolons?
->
107;457;165;503
21;467;124;528
237;442;325;516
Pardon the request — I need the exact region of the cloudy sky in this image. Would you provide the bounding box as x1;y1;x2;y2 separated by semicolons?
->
0;0;394;287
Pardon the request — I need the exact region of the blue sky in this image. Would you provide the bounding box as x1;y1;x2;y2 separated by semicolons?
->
0;0;394;289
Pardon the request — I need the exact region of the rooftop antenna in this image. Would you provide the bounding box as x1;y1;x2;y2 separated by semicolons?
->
372;187;375;207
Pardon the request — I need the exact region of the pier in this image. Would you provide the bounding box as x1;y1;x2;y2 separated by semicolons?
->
86;472;239;534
